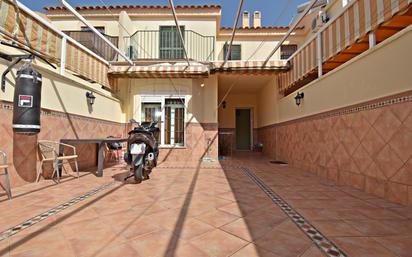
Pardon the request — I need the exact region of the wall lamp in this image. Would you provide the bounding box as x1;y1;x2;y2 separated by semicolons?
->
86;91;96;105
294;92;304;106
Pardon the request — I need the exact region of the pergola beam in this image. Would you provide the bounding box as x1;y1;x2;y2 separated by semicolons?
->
221;0;244;68
168;0;190;66
59;0;133;65
262;0;319;67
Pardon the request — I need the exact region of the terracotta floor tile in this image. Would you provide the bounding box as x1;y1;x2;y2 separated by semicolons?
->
10;246;76;257
167;218;215;240
130;230;185;257
93;242;143;257
164;242;210;257
189;229;248;257
220;218;275;242
254;227;312;257
0;238;10;257
372;235;412;257
356;208;407;220
333;237;398;257
344;219;411;236
2;156;412;257
388;207;412;219
217;202;262;217
195;210;239;228
114;218;163;240
230;243;283;257
67;228;127;257
299;245;327;257
311;220;363;237
9;228;66;255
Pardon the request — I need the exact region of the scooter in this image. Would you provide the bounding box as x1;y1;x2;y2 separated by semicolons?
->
123;120;159;183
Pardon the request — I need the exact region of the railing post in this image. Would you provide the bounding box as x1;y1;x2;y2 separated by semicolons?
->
316;32;323;78
368;31;376;49
60;37;67;75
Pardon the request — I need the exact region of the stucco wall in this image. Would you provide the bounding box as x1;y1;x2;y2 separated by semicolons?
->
257;25;412;207
0;46;125;123
257;78;279;128
48;19;120;36
115;76;219;163
116;76;218;124
215;36;304;61
218;93;258;129
0;45;127;188
278;25;412;124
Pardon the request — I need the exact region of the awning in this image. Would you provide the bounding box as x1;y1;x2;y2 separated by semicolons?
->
109;63;210;78
212;60;288;72
279;0;412;94
0;0;110;88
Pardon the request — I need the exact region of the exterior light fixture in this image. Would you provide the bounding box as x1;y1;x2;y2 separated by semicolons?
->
294;92;304;106
86;91;96;105
222;101;227;109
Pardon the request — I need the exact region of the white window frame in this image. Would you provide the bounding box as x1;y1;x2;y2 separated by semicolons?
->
140;95;187;148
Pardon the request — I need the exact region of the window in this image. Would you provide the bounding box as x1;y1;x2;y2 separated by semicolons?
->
223;44;241;60
141;103;162;142
280;44;298;60
159;26;185;59
141;97;185;146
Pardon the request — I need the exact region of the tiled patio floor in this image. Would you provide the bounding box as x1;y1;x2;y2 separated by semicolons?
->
1;153;412;257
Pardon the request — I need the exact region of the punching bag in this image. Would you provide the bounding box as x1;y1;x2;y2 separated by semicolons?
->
12;64;42;135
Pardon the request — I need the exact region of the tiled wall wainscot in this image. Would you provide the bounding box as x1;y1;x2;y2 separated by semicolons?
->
259;93;412;207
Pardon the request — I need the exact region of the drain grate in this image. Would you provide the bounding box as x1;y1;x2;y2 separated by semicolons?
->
240;166;347;257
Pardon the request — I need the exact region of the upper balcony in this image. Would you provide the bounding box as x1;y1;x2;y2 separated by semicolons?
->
63;30;119;62
124;28;215;62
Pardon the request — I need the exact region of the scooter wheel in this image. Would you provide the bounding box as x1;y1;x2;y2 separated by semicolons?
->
134;164;144;183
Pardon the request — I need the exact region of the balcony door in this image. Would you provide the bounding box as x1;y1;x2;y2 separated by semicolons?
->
159;26;185;59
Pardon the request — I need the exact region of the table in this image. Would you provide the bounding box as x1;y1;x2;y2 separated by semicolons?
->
60;138;128;177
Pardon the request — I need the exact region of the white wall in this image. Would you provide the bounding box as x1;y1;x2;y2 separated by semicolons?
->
116;76;218;124
0;45;125;123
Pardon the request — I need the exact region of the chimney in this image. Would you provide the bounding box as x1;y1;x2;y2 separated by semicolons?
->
253;11;261;28
242;11;250;28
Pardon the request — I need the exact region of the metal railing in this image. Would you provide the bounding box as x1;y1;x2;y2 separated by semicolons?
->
125;30;215;62
64;31;119;62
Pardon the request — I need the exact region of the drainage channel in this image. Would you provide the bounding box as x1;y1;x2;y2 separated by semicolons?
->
239;166;347;257
0;181;116;241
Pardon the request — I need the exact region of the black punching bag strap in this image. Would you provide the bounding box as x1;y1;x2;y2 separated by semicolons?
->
18;61;42;83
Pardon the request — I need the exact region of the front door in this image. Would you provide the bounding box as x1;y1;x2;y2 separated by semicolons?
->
235;109;251;150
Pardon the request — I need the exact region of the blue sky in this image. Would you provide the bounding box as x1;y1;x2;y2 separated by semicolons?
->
22;0;308;27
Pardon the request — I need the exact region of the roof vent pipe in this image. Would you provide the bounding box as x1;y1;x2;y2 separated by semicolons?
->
253;11;261;28
242;11;250;28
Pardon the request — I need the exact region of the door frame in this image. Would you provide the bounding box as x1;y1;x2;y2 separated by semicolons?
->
235;108;253;151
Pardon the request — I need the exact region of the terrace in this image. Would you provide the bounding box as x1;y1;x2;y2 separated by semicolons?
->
125;29;215;62
0;0;412;257
1;154;412;257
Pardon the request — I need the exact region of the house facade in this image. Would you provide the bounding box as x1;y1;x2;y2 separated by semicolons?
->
43;4;306;164
1;0;412;206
